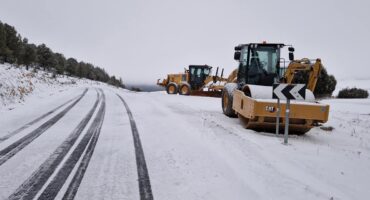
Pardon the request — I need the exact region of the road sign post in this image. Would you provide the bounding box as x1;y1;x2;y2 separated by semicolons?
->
275;99;280;136
273;84;306;144
284;99;290;144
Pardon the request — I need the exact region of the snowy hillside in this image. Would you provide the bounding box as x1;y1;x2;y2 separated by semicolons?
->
0;64;101;110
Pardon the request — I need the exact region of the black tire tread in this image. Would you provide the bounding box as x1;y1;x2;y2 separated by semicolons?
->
166;82;178;94
221;83;237;118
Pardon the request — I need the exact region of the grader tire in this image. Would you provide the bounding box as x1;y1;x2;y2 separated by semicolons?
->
179;83;191;95
221;83;237;118
166;83;178;94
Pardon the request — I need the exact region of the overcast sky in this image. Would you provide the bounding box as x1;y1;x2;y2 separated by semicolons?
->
1;0;369;84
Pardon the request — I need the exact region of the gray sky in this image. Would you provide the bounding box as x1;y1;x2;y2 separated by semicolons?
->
1;0;369;84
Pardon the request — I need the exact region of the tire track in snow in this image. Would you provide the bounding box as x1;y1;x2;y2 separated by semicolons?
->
0;89;86;143
0;89;88;167
201;113;336;198
38;90;106;200
7;90;100;200
116;94;154;200
61;90;106;200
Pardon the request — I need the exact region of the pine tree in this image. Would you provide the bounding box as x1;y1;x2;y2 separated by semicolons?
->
292;66;337;97
119;77;124;88
55;53;66;75
3;23;22;64
0;21;7;63
66;58;78;76
23;43;37;70
37;44;56;71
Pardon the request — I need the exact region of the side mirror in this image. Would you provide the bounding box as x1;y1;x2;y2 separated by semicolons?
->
288;47;295;52
234;52;241;60
289;52;294;61
235;46;242;51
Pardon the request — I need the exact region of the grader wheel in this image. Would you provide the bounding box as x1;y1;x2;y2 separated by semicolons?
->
166;83;178;94
179;83;191;95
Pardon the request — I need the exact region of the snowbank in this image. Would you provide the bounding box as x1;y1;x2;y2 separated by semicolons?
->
0;63;100;110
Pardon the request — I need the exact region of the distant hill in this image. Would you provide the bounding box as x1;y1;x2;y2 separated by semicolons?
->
125;83;164;92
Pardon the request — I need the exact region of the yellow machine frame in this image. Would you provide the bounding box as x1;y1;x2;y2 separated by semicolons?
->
157;66;234;97
282;58;322;91
232;90;329;133
225;44;330;134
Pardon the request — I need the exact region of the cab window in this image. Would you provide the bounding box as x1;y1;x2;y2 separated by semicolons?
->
203;68;210;76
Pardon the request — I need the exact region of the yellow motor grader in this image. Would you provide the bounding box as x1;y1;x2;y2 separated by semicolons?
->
222;43;329;134
157;65;237;97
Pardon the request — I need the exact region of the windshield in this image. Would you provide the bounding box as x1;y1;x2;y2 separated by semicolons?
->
237;45;281;86
249;46;279;74
190;67;210;77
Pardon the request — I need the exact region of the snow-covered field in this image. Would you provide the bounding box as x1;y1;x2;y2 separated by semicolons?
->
0;64;369;200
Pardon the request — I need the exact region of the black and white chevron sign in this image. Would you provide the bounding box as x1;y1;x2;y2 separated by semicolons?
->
273;84;306;100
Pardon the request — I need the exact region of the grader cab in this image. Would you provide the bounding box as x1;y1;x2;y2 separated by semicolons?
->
157;65;229;97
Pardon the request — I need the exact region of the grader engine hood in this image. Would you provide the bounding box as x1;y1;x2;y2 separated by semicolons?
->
157;73;185;87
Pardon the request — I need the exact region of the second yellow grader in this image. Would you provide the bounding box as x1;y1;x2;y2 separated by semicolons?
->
157;65;237;97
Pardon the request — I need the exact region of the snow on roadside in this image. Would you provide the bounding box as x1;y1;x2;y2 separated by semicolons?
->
0;63;369;199
137;92;370;199
0;63;100;110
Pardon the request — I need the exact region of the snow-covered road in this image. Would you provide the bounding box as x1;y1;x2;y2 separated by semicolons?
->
0;86;369;200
